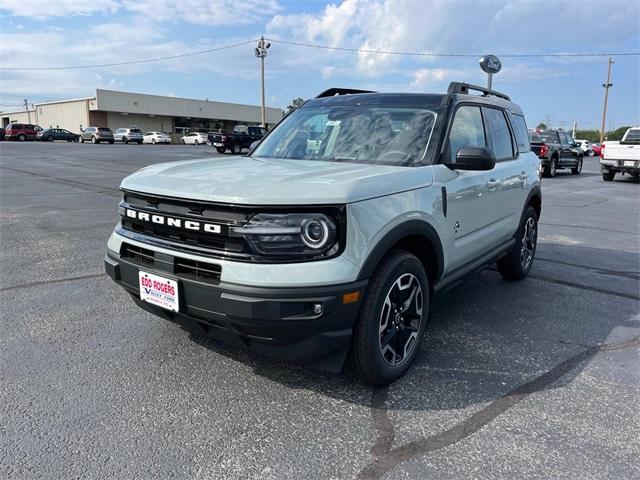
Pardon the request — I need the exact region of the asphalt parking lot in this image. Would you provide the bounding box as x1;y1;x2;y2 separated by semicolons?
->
1;142;638;479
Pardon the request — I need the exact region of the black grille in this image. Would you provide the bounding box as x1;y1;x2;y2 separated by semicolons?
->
120;242;222;285
121;243;155;266
175;258;222;283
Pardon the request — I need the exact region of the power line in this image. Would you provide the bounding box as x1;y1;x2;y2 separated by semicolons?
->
1;37;638;72
265;38;640;58
0;39;257;71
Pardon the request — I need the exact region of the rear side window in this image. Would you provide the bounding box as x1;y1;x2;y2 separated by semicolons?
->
483;108;514;160
508;112;530;153
447;106;486;163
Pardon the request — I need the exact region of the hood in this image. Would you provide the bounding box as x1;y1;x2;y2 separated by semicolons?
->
120;156;433;205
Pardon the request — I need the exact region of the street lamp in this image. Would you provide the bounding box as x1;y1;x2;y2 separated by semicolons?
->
255;36;271;128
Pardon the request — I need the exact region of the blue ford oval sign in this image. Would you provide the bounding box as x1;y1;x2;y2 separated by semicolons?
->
480;55;502;74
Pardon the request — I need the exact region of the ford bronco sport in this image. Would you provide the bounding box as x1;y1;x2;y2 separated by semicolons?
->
105;83;542;385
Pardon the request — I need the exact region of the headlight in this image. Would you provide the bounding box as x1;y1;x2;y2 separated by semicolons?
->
231;213;339;258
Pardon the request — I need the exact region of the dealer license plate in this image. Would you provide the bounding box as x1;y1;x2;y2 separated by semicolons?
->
624;161;636;167
139;271;179;312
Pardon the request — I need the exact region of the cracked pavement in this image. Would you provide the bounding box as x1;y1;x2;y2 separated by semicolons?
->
1;143;638;479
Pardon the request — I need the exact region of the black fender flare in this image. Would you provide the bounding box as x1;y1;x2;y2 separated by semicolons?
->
520;185;542;226
356;219;444;282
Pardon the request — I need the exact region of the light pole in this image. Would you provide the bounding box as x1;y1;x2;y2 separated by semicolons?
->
255;36;271;128
24;98;31;124
600;57;614;143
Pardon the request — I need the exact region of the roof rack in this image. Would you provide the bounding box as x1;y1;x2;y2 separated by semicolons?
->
447;82;510;101
315;88;377;98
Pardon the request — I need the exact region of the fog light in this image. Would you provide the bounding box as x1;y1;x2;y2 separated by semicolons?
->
312;303;323;315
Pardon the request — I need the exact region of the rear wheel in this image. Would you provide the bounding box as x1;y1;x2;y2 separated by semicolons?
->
123;137;128;144
108;140;114;144
571;157;583;175
91;136;97;144
543;157;557;177
47;136;55;142
602;170;615;181
151;139;156;145
194;140;200;146
347;250;429;385
18;134;26;141
497;206;538;281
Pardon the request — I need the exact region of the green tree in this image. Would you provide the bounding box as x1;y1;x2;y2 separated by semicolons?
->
574;129;600;143
286;98;305;113
536;122;547;129
606;126;632;141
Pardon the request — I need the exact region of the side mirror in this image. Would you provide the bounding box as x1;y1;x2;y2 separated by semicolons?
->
446;146;496;171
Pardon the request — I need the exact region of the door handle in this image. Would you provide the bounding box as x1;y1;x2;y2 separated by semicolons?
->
487;179;501;188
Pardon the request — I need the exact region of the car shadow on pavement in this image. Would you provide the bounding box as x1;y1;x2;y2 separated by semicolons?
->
185;242;640;413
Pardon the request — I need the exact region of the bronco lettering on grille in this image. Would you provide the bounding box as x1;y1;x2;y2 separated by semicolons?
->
125;208;221;233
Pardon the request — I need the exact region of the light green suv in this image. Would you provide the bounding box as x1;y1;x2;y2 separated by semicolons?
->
105;82;541;385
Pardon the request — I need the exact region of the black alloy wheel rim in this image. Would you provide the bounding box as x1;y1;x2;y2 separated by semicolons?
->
520;217;537;270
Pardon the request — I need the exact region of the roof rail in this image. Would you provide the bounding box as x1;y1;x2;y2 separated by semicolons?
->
447;82;511;101
315;88;377;98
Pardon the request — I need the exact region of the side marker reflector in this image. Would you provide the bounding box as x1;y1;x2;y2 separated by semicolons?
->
342;291;360;304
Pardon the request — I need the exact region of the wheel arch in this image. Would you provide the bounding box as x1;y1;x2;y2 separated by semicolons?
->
357;220;444;287
524;186;542;222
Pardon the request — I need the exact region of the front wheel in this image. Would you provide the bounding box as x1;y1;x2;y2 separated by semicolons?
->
47;136;55;142
181;139;186;144
571;157;583;175
18;134;26;141
91;136;97;144
347;250;429;385
216;147;225;154
602;170;615;181
232;143;242;154
194;140;199;146
151;139;156;145
497;206;538;281
123;137;128;144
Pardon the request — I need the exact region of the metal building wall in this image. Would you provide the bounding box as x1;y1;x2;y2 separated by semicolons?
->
36;100;90;133
106;112;173;133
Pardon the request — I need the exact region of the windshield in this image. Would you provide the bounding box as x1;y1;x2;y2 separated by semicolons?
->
252;105;440;166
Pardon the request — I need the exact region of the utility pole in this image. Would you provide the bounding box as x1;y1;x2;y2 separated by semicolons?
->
254;36;271;128
600;57;614;143
24;98;31;124
572;120;577;139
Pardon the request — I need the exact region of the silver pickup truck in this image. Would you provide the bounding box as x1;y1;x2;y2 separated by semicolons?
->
601;127;640;181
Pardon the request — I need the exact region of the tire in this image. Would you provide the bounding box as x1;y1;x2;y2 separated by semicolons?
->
571;157;583;175
123;137;128;144
232;143;242;154
108;140;114;144
47;136;55;142
543;157;557;178
74;136;79;142
152;139;156;145
216;147;225;154
602;170;615;181
79;136;84;143
497;206;538;281
347;249;429;385
181;139;186;144
91;136;97;144
195;140;199;146
18;134;26;141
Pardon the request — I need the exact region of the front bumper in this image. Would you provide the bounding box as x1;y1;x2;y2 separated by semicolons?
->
105;251;367;371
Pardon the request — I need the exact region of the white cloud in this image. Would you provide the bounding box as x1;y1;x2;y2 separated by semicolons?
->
409;68;472;90
1;0;120;19
121;0;282;26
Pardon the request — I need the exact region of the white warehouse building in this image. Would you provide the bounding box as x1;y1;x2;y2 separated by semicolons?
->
1;89;283;134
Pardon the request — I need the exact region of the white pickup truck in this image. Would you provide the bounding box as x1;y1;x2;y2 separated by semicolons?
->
600;127;640;181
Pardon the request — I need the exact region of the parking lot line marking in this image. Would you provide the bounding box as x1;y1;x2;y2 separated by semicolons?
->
0;273;107;293
359;335;640;480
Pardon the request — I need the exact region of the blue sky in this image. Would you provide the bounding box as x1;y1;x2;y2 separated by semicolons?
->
1;0;638;131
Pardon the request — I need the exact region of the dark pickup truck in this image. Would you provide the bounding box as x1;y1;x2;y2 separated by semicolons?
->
530;129;583;177
211;126;267;154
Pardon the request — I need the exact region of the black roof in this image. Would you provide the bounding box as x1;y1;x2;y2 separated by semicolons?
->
303;83;523;115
